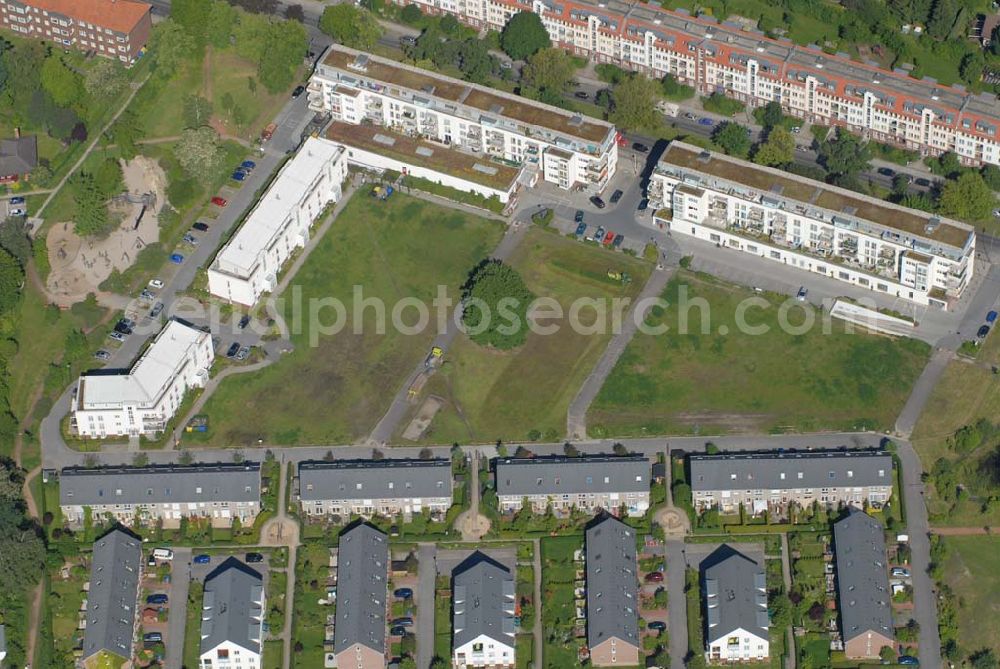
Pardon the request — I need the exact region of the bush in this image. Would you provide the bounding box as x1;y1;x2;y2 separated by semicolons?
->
400;3;422;23
701;93;745;117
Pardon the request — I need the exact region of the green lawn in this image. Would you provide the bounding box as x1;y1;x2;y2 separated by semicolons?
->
540;536;583;669
183;582;205;669
404;229;651;444
434;575;452;662
291;542;335;669
48;560;87;666
262;640;283;669
188;192;505;446
588;271;929;436
943;535;1000;656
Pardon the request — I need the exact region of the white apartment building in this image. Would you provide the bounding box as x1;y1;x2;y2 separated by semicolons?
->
207;137;348;306
308;46;619;193
391;0;1000;166
650;142;975;309
73;319;213;438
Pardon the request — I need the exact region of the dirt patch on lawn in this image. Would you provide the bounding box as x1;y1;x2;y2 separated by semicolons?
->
45;156;168;306
402;395;444;441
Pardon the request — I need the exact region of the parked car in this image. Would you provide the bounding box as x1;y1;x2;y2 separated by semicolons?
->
698;117;714;126
150;302;164;318
394;588;413;599
183;233;199;245
594;226;606;241
108;331;126;342
796;286;808;301
890;567;910;578
232;170;248;182
240;160;256;171
192;222;210;232
574;222;587;237
574;91;588;99
211;196;228;207
647;620;667;631
612;233;624;248
644;571;664;582
392;617;414;627
140;289;155;301
94;349;111;360
170;253;184;264
292;85;305;98
390;626;409;637
914;177;932;188
194;554;211;564
245;552;264;563
978;324;990;339
877;167;896;177
637;198;649;211
143;632;163;643
602;230;615;245
590;195;606;209
9;207;25;216
8;196;24;205
683;112;696;120
238;315;251;329
898;656;919;666
987;310;998;324
500;60;512;69
236;346;250;361
610;189;623;204
114;322;133;335
399;35;417;46
574;210;585;223
790;125;801;134
148;278;164;289
631;142;649;152
226;342;240;358
146;593;168;605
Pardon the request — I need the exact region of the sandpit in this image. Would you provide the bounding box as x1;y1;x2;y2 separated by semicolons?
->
45;155;168;306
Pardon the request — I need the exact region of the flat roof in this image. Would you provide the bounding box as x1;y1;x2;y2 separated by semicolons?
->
321;46;613;144
213;137;343;279
325;121;521;191
660;142;973;249
77;320;206;410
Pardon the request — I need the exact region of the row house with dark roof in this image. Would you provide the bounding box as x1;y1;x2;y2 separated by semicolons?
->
390;0;1000;166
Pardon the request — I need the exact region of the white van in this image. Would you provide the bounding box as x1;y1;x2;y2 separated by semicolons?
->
152;548;174;561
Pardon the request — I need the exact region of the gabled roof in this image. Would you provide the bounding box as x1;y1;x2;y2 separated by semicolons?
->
334;524;389;655
585;516;639;649
690;450;893;492
60;463;261;506
833;510;894;644
18;0;151;34
0;136;37;178
200;559;264;656
703;546;769;645
82;529;142;662
495;456;650;497
453;553;516;649
298;459;453;502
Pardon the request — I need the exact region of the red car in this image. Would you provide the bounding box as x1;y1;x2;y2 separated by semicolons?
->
211;196;228;207
602;230;616;245
644;571;664;583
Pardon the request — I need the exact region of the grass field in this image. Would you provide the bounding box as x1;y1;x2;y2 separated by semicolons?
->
403;229;651;444
291;542;333;669
540;535;584;669
943;536;1000;657
588;271;929;436
189;193;505;446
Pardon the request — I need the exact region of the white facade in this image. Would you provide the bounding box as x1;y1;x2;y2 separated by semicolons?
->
73;320;214;438
200;639;260;669
208;137;348;306
706;627;769;663
650;142;975;309
390;0;1000;167
309;46;619;193
453;633;515;669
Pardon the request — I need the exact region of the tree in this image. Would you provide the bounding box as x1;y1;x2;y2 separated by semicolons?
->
612;443;629;456
939;172;996;221
440;13;460;35
0;217;32;268
206;0;239;48
172;0;211;44
183;95;214;129
959;52;985;86
175;126;225;182
85;59;128;101
500;12;550;61
713;122;751;158
970;649;999;669
284;4;305;22
258;18;307;93
610;75;661;132
522;48;575;98
70;172;112;238
40;56;84;108
318;5;382;50
981;165;1000;191
419;448;434;460
879;646;897;663
754;127;795;167
892;172;911;198
818;130;871;182
993;24;1000;57
759;100;784;129
461;260;534;349
661;73;694;100
927;0;957;39
150;20;195;77
401;4;423;23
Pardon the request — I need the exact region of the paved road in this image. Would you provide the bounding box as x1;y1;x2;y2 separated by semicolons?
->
367;220;529;446
566;263;675;439
664;540;687;669
164;547;193;669
415;543;437;669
